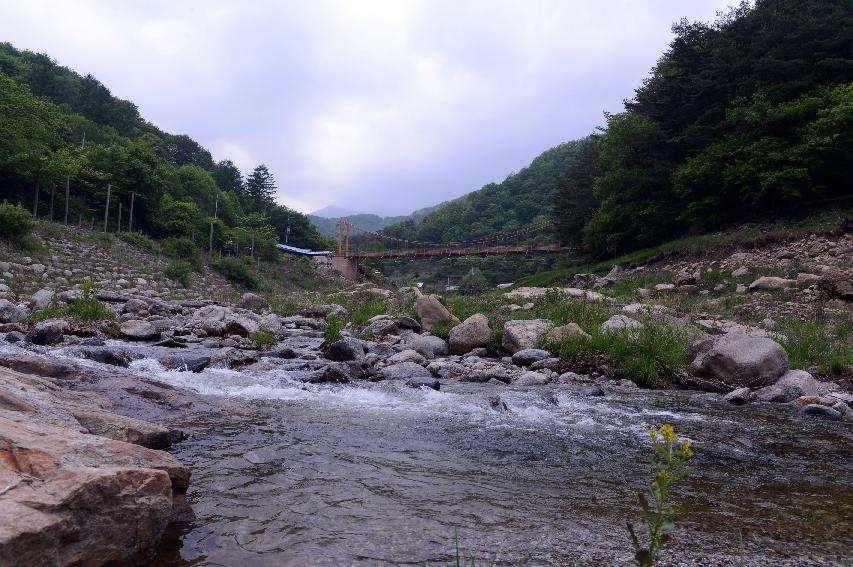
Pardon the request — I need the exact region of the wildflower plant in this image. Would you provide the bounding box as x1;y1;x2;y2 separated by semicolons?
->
627;423;693;566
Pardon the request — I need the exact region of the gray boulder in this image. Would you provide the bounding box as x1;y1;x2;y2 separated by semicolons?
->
224;317;259;338
502;319;554;354
236;292;269;313
159;353;211;372
368;342;396;359
0;299;28;324
386;349;426;365
600;314;643;335
511;348;551;367
448;314;491;354
690;335;788;388
406;376;440;390
379;361;433;381
26;320;69;346
415;294;458;331
513;371;550;386
29;288;54;311
120;320;161;341
749;276;797;292
122;298;149;315
407;334;450;359
755;370;819;403
799;404;841;420
82;347;134;367
327;338;365;362
361;316;400;337
395;316;421;331
723;387;754;405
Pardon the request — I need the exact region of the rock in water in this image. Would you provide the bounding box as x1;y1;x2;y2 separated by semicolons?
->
236;292;269;313
799;404;841;420
326;338;365;362
754;370;819;403
690;335;788;388
158;353;211;373
448;314;491;354
723;387;754;405
379;361;434;381
406;376;440;390
26;319;68;346
415;295;458;331
502;319;554;354
71;409;172;449
120;319;161;341
511;348;551;366
82;347;134;367
224;317;259;338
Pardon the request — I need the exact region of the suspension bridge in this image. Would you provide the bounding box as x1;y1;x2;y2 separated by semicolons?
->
327;217;577;277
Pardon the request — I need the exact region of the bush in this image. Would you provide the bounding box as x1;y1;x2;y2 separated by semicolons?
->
213;257;260;290
164;260;193;287
324;315;342;343
119;232;159;254
66;281;115;323
0;203;34;241
162;237;201;269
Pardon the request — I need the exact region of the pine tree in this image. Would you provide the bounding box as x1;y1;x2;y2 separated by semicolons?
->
245;164;276;211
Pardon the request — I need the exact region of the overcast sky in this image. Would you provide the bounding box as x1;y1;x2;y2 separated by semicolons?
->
1;1;731;216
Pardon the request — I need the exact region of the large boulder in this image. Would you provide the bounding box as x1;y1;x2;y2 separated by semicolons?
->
360;316;400;337
70;409;172;450
448;314;491;354
600;314;643;335
387;349;427;366
754;370;819;403
545;323;589;343
502;319;554;354
236;292;269;313
120;319;161;341
749;276;798;292
415;295;458;331
0;299;27;324
326;338;365;362
513;371;550;386
224;317;259;338
158;353;211;373
689;335;789;388
0;413;189;566
81;347;134;368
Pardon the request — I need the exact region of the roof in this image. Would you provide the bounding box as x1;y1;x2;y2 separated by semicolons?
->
276;244;332;256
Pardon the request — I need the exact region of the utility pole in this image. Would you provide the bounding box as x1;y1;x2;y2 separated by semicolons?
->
128;192;135;232
32;178;39;218
251;229;255;258
117;202;122;233
286;226;290;246
338;218;343;255
345;219;350;257
81;132;86;149
49;183;55;221
208;193;219;255
63;176;70;225
103;183;111;232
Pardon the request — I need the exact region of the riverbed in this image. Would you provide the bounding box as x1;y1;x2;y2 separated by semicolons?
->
145;362;853;566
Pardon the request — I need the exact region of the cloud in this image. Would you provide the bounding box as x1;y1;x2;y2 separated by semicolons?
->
0;0;731;215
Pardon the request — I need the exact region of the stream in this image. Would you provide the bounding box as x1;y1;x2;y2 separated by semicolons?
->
140;361;853;566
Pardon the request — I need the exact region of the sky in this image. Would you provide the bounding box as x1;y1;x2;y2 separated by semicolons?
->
1;0;732;216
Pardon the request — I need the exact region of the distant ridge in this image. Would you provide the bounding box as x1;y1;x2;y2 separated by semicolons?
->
308;203;445;239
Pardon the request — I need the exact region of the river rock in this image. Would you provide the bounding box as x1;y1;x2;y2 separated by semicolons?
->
415;294;458;331
120;319;161;341
749;276;797;292
0;413;188;566
122;298;149;315
26;319;69;346
82;347;134;367
71;409;172;449
368;342;396;359
448;314;491;354
755;370;819;403
379;361;433;381
225;316;259;338
236;292;269;313
361;316;400;337
309;303;347;318
511;348;551;366
327;338;365;362
406;334;450;358
723;387;754;405
387;349;427;365
395;316;421;331
513;371;550;386
57;290;82;303
406;376;440;390
29;288;54;311
0;299;27;324
799;403;841;420
555;371;584;383
689;335;789;388
502;319;554;354
529;358;561;371
159;353;211;373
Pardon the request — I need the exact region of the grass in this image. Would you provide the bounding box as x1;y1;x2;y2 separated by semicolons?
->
213;257;260;290
324;315;342;343
330;291;389;326
26;282;115;324
164;260;193;287
777;317;853;376
119;231;159;254
250;328;278;348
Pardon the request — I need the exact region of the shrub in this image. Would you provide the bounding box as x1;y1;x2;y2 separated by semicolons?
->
324;315;342;343
27;301;67;323
119;232;159;254
0;203;34;241
161;237;201;269
164;260;193;287
213;257;260;290
251;328;278;348
432;324;453;340
66;281;115;323
350;298;387;326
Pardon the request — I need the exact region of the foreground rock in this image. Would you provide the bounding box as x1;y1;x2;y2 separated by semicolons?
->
448;314;491;354
502;319;554;354
690;335;789;389
120;319;161;341
415;295;458;331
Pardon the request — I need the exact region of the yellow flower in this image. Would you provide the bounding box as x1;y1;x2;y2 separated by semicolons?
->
659;424;676;442
649;428;658;443
679;440;693;459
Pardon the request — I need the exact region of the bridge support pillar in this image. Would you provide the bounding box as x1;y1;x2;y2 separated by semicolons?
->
332;256;359;280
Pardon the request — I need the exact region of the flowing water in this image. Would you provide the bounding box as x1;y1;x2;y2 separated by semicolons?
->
142;361;853;566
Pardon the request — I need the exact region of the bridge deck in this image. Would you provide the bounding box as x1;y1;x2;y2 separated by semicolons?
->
344;243;577;260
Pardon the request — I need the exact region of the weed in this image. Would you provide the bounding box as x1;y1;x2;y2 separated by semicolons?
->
627;423;693;566
119;232;159;254
213;257;260;290
324;315;342;343
95;232;114;249
67;280;114;322
164;260;193;287
432;324;453;340
26;301;67;323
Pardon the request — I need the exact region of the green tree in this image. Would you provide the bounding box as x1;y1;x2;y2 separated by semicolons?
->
246;164;276;211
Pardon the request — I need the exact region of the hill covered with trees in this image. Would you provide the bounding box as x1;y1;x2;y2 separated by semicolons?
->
308;203;444;240
0;42;328;255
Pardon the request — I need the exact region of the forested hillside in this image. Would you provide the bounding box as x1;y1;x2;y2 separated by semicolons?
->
552;0;853;258
308;203;443;240
0;43;328;254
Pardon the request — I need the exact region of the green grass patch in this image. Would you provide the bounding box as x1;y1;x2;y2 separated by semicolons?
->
777;317;853;376
164;260;193;287
250;328;278;348
119;232;159;254
324;315;342;343
213;257;260;290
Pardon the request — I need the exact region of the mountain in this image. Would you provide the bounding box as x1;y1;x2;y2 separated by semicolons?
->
308;203;444;240
0;42;328;251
